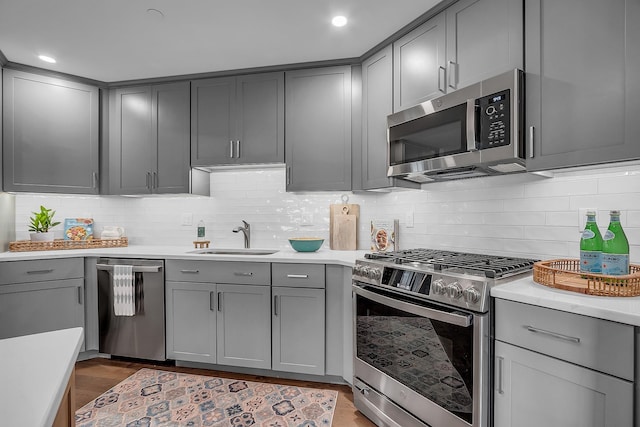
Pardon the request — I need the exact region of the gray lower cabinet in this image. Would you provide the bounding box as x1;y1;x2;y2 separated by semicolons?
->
494;299;634;427
165;260;271;369
361;46;419;191
393;0;522;111
285;66;352;191
0;258;85;351
109;81;190;194
2;69;99;194
166;281;217;363
191;72;284;166
272;263;326;375
525;0;640;170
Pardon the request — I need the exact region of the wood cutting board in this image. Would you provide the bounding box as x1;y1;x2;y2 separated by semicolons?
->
330;203;359;250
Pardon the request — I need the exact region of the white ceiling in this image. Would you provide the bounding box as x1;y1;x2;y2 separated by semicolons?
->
0;0;440;83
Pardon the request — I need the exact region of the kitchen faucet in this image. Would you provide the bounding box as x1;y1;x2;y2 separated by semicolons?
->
232;220;250;248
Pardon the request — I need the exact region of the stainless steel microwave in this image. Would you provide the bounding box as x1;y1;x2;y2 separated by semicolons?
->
387;69;525;183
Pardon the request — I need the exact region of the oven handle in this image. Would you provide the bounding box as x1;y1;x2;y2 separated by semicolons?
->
353;285;473;327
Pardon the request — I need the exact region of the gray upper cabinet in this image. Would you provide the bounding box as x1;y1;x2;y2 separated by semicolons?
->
361;46;419;191
191;72;284;166
285;66;352;191
2;69;99;194
525;0;640;171
445;0;523;91
393;0;522;111
109;81;190;194
394;13;446;111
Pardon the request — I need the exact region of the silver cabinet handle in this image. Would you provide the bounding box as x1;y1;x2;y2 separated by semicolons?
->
273;295;279;316
27;269;54;275
235;140;241;158
528;126;535;158
447;61;457;89
77;286;84;305
217;291;222;311
525;325;581;343
438;66;446;93
209;291;215;311
497;356;504;394
92;172;99;189
146;172;151;190
286;166;291;186
286;274;309;279
233;272;253;277
229;140;234;158
153;172;158;189
179;269;199;274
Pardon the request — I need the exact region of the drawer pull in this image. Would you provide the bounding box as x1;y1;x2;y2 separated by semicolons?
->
234;272;253;277
525;325;581;343
27;269;54;275
286;274;309;279
180;269;200;274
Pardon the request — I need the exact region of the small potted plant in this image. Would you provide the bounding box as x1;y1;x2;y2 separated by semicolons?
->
29;205;61;242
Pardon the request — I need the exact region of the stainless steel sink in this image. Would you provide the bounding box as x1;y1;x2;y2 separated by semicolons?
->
188;248;279;255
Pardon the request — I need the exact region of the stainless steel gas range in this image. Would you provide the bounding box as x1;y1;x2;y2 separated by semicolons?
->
352;249;537;427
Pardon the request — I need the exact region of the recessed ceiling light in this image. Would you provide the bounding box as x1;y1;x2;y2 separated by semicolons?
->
332;16;348;27
38;55;56;64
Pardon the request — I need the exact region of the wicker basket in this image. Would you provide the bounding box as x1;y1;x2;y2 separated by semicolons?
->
9;237;128;252
533;259;640;297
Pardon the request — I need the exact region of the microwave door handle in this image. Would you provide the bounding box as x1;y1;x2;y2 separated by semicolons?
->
466;99;478;151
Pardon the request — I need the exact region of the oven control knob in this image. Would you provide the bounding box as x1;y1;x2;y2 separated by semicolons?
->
463;287;481;303
370;268;381;280
447;282;463;299
432;279;447;295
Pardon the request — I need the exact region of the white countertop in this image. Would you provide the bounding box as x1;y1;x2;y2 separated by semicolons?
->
492;277;640;327
0;245;368;267
0;327;84;427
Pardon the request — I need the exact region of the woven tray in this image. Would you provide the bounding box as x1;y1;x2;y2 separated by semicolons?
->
9;237;128;252
533;259;640;297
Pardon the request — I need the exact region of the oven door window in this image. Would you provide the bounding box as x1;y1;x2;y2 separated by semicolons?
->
389;103;468;165
355;291;474;424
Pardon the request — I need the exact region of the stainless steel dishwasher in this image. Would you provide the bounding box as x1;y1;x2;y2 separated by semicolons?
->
97;258;165;361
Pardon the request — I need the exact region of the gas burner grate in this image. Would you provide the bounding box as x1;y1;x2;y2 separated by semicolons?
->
365;248;537;278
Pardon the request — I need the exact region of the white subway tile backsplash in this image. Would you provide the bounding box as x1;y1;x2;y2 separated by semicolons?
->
11;165;640;261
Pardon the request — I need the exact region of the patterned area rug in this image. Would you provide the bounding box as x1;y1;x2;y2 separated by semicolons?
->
75;368;338;427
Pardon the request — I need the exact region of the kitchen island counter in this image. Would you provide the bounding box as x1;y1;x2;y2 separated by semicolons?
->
0;245;368;267
0;327;83;427
492;277;640;326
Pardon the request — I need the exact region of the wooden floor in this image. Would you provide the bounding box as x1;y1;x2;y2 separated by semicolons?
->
75;358;376;427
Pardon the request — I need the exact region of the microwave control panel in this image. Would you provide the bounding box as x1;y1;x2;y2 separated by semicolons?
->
477;90;510;149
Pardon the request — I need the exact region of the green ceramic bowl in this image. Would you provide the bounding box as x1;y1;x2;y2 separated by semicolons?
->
289;237;324;252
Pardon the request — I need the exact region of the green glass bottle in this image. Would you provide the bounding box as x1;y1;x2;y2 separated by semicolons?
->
579;211;603;273
602;210;629;275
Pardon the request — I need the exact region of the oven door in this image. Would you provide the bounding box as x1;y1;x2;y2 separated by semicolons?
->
353;284;489;427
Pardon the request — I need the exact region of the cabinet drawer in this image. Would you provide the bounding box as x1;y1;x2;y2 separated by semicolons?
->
0;258;84;285
166;260;270;285
495;299;634;380
272;263;325;288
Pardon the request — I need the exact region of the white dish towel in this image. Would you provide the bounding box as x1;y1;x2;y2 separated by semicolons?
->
113;265;135;316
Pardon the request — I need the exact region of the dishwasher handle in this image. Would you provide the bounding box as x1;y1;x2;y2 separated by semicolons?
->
96;264;162;273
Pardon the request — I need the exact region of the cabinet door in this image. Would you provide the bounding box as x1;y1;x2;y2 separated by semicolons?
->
526;0;640;170
445;0;522;91
236;72;284;164
2;69;99;194
272;286;325;375
285;66;352;191
361;47;420;191
111;86;153;194
494;341;633;427
393;13;446;111
165;281;217;363
0;279;85;345
216;284;271;369
191;77;236;166
152;82;191;193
